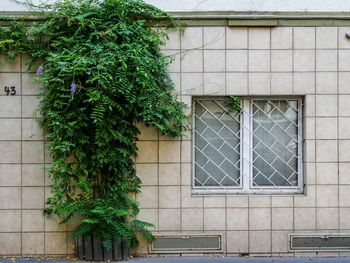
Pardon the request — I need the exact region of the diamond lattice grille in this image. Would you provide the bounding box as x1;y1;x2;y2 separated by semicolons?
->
251;100;299;187
194;99;241;187
193;98;302;193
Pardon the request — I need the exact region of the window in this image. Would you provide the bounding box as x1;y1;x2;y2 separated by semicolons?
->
193;97;303;195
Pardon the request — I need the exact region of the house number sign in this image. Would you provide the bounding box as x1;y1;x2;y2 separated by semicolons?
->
4;86;16;96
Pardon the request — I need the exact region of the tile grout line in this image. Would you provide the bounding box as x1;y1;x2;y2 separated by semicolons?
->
201;27;205;233
155;26;161;237
247;27;250;254
43;78;47;256
337;26;340;235
43;145;46;256
314;27;318;232
20;54;23;256
157;27;161;235
269;27;272;96
247;28;250;96
202;27;205;95
157;109;160;235
224;26;228;255
165;70;350;74
270;196;272;254
292;27;296;256
43;75;47;256
2;204;350;210
179;27;183;234
161;47;350;51
5;90;350;97
269;27;272;255
292;27;295;95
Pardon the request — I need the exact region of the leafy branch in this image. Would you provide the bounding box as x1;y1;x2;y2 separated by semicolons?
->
0;0;187;250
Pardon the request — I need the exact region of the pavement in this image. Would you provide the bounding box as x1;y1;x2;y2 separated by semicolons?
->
2;257;350;263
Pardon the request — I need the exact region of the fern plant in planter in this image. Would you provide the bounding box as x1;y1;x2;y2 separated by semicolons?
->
0;0;186;259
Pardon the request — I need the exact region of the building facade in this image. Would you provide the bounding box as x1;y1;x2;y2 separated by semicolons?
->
1;0;350;257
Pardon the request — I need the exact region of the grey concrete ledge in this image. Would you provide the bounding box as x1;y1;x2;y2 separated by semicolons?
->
170;11;350;20
4;10;350;18
166;11;350;26
3;11;350;26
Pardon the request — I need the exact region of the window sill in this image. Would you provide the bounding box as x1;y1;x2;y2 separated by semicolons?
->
191;187;304;196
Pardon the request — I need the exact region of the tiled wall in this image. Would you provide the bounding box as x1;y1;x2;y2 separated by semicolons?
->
135;26;350;257
0;56;78;256
1;26;350;257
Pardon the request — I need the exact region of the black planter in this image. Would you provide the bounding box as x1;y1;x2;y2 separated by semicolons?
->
76;236;130;261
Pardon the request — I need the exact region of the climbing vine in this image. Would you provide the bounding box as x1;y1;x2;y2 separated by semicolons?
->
0;0;187;249
225;96;241;113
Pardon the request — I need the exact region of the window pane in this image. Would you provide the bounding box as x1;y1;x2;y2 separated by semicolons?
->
194;99;241;187
252;100;299;187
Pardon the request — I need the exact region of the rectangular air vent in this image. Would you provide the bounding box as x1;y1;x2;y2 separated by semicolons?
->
290;233;350;251
150;234;223;253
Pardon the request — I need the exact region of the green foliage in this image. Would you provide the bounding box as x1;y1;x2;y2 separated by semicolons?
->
70;192;154;249
0;0;187;250
225;96;241;113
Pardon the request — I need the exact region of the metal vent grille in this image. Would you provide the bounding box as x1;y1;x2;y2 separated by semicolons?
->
150;234;223;253
290;233;350;251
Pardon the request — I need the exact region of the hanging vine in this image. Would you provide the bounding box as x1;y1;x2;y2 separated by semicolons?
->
0;0;187;249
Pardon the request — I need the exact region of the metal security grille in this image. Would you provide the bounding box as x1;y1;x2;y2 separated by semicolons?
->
251;100;299;187
194;99;242;188
193;97;303;195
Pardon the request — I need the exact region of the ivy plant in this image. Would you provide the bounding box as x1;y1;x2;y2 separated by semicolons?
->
0;0;187;249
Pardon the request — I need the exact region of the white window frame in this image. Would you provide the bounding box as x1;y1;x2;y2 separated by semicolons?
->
192;97;303;195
